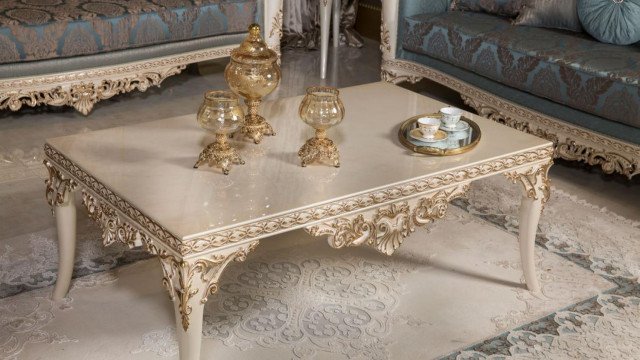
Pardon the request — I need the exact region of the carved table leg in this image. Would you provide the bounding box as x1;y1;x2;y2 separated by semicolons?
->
52;191;77;300
156;242;258;360
505;162;552;292
45;160;79;300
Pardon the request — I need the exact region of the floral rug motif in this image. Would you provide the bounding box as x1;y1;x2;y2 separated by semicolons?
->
439;177;640;360
133;251;420;359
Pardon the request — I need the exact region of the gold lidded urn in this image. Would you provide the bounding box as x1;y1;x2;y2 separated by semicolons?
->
194;90;245;175
225;24;281;144
298;86;345;167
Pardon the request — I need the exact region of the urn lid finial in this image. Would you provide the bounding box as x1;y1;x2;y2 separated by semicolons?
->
230;24;278;64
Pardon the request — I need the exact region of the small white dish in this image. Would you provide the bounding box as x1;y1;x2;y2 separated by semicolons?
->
441;120;469;132
410;129;448;143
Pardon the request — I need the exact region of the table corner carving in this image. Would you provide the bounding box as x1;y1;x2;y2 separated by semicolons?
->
504;160;553;205
44;159;77;213
306;185;469;255
157;241;259;331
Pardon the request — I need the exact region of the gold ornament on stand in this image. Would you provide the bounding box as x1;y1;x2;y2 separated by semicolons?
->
298;86;345;167
194;90;245;175
225;24;281;144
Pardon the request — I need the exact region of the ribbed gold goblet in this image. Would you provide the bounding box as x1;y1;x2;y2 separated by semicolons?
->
298;86;345;167
194;90;245;175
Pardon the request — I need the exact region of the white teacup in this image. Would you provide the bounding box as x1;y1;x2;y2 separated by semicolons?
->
440;107;463;129
417;117;441;139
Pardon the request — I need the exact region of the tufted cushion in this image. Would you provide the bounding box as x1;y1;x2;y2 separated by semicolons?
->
0;0;258;64
450;0;524;17
402;12;640;127
578;0;640;45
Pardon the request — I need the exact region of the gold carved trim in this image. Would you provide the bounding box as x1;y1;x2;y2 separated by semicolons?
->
2;66;185;115
44;159;77;214
504;161;553;204
158;241;258;331
306;185;469;255
381;59;640;178
45;143;553;256
81;191;146;248
44;144;184;252
77;185;258;332
1;46;237;115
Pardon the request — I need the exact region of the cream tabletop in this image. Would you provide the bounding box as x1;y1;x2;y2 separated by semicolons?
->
46;82;550;242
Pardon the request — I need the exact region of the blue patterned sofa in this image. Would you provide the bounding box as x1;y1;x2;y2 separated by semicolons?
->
0;0;283;115
381;0;640;178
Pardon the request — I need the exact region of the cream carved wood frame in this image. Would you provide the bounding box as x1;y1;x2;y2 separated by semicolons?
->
44;143;554;352
0;1;284;116
380;1;640;179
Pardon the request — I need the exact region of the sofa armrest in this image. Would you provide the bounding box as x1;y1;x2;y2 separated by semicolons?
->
382;0;451;60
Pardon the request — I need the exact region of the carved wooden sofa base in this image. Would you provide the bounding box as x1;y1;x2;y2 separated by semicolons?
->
382;59;640;179
0;5;284;116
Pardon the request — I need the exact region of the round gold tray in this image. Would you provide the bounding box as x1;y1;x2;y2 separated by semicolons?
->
398;113;481;156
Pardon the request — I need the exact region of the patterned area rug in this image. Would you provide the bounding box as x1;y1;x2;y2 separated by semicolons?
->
0;176;637;359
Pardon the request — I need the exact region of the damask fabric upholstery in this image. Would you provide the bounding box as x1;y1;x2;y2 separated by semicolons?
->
400;50;640;145
401;12;640;128
0;0;258;65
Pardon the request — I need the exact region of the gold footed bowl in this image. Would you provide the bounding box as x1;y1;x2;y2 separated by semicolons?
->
193;90;245;175
298;86;345;167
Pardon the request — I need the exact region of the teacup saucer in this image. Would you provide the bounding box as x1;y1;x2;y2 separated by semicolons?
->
441;120;469;132
410;129;448;143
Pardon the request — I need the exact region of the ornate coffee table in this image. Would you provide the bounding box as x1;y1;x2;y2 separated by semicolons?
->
43;82;552;360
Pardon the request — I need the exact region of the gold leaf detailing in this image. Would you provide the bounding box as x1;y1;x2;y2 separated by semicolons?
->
43;159;77;214
413;185;469;226
504;162;553;204
157;242;258;331
381;59;639;178
1;66;185;115
81;191;143;248
307;186;469;256
44;142;552;256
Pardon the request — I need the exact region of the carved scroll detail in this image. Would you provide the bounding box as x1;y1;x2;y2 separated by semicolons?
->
81;191;145;248
157;241;259;331
44;160;77;213
504;162;553;204
306;185;469;255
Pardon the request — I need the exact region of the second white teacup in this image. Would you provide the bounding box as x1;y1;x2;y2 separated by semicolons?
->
440;107;463;129
417;117;441;139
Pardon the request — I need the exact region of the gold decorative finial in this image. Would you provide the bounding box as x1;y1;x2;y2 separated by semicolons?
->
249;24;261;37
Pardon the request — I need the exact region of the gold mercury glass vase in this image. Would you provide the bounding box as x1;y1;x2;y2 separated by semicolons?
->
194;90;245;175
298;86;345;167
225;24;281;144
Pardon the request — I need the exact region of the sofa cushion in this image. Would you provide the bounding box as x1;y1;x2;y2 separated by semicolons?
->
402;12;640;128
578;0;640;45
0;0;258;65
450;0;524;17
